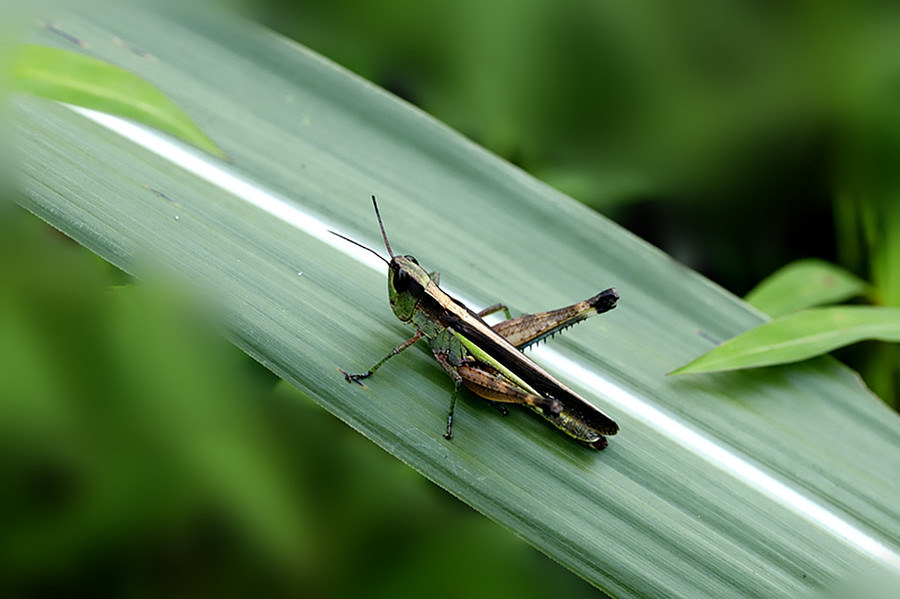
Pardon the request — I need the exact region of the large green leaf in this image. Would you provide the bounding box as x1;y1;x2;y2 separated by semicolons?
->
12;4;900;598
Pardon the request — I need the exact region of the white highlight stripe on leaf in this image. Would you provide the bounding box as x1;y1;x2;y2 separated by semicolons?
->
68;104;900;573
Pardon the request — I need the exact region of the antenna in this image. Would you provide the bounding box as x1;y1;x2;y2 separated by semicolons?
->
371;195;395;258
329;230;389;265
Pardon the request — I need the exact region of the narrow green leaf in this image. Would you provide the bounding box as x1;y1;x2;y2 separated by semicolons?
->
671;306;900;374
744;259;868;317
9;44;226;158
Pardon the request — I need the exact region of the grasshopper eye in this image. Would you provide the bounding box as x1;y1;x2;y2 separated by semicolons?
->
393;268;410;292
404;255;419;265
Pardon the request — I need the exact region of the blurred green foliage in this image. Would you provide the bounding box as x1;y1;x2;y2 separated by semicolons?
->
0;206;602;596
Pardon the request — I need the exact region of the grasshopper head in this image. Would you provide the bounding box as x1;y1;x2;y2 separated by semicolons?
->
331;197;434;322
388;255;431;322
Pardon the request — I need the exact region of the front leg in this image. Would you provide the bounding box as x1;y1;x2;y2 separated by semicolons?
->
340;330;424;386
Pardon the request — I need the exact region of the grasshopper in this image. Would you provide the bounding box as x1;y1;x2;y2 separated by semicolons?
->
336;197;619;449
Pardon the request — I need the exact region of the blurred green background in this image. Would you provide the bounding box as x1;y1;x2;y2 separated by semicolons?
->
4;0;900;596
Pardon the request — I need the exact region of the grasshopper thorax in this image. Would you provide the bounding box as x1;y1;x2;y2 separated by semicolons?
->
388;255;431;322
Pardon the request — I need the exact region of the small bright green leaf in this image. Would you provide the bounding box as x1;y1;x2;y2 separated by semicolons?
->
745;259;868;317
671;306;900;374
9;44;226;158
